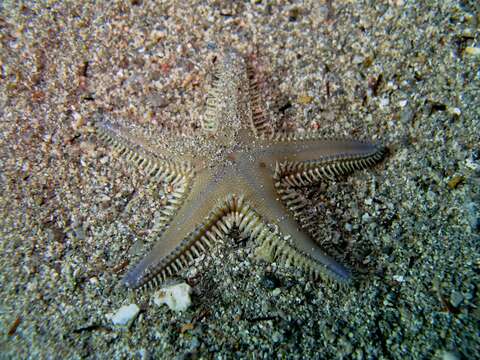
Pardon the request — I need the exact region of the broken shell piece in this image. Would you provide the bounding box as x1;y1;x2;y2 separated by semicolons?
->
107;303;140;327
153;283;192;312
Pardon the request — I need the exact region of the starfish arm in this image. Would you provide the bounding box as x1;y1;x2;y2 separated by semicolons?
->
201;69;223;133
94;119;195;227
261;134;386;165
246;63;274;138
202;49;247;137
268;137;386;234
236;156;352;282
233;137;386;282
122;169;243;289
94;119;194;181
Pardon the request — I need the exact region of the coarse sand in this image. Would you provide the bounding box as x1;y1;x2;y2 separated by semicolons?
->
0;1;479;359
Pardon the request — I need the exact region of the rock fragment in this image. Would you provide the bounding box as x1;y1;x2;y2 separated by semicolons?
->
107;304;140;326
153;283;192;312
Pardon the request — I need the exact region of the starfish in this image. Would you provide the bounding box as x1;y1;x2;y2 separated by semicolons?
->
94;49;386;291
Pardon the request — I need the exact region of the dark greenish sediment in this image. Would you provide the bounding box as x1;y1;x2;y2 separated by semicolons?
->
0;1;478;359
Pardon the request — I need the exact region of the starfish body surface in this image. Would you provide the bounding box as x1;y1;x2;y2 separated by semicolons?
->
94;50;386;290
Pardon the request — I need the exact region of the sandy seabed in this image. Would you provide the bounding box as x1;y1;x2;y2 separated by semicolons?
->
0;1;479;359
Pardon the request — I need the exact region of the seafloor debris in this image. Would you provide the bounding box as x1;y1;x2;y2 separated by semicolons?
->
7;317;21;336
106;304;140;326
464;46;480;56
447;175;464;189
153;283;192;312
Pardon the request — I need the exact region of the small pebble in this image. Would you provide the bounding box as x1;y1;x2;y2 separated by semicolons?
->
272;288;282;297
153;283;192;312
352;55;364;64
297;94;313;105
148;94;169;108
448;107;461;116
400;107;415;124
107;304;140;326
442;351;460;360
379;97;390;108
447;176;464;189
188;337;200;351
465;158;480;171
450;291;463;308
392;275;405;283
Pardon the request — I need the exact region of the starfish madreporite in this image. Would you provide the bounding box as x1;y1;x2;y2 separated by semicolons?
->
94;49;387;291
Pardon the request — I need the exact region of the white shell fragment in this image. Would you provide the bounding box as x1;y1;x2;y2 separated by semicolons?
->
153;283;192;312
107;304;140;326
464;47;480;56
